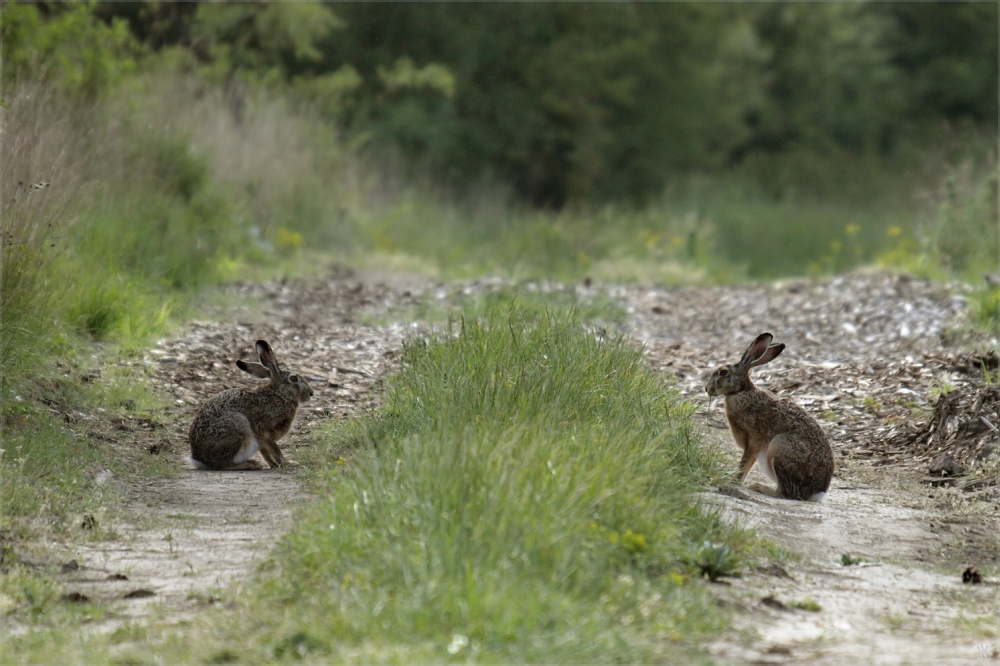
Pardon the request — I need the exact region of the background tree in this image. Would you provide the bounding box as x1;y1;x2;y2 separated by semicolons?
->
41;1;998;207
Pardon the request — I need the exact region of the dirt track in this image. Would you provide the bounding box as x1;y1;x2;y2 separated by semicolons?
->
63;269;998;662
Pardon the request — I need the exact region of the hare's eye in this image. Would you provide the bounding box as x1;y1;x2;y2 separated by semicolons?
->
719;368;729;377
289;374;299;383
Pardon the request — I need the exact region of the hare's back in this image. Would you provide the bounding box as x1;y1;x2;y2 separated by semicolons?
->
189;388;255;434
774;398;828;441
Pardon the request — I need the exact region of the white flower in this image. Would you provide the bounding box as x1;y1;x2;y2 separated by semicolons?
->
447;634;469;655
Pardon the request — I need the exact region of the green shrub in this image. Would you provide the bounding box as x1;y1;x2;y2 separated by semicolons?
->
1;3;137;98
142;133;209;202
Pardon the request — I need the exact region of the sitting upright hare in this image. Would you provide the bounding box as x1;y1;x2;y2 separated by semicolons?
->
189;340;313;470
705;332;833;501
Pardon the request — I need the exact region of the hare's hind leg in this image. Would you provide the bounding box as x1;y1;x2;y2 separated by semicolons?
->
768;434;816;500
757;449;779;484
203;412;262;470
191;411;256;470
226;413;261;466
748;482;779;497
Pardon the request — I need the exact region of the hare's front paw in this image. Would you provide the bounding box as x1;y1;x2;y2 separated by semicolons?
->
718;484;756;501
748;482;778;497
270;458;299;469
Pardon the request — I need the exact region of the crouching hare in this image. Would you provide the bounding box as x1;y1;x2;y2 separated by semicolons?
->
705;332;833;501
189;340;313;470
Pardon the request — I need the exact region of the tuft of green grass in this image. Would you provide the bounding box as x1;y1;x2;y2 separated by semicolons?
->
791;598;823;612
690;541;742;581
840;553;868;566
246;306;745;662
971;285;1000;333
0;345;171;540
66;282;127;340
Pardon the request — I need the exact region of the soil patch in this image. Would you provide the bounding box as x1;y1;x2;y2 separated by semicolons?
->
702;474;998;665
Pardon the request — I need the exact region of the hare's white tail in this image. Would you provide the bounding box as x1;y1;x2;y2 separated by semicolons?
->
190;456;209;470
807;491;828;503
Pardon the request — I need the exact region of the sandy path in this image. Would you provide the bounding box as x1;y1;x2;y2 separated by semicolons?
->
67;471;302;622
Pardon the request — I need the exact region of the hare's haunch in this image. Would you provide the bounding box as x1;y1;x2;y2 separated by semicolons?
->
705;332;833;501
189;340;313;470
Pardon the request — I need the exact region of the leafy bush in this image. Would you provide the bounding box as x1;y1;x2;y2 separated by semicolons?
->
1;3;137;98
0;75;254;399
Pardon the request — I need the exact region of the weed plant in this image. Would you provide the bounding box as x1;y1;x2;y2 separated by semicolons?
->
252;307;745;662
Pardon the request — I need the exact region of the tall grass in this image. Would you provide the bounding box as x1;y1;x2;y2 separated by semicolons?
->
123;57;355;252
920;156;999;276
333;144;988;283
0;78;256;539
1;73;269;376
250;308;743;662
0;86;94;380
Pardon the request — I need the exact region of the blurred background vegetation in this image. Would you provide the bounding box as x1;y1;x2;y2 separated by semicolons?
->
1;0;997;391
0;4;996;652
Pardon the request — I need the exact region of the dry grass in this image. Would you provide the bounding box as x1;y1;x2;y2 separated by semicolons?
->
0;84;99;376
122;68;354;249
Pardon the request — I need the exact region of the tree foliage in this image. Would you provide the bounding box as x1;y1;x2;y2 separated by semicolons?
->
1;2;138;98
743;3;905;154
7;1;996;206
880;2;998;122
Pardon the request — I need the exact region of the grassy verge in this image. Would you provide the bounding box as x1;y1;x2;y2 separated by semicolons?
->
0;80;216;550
243;307;749;662
1;344;174;536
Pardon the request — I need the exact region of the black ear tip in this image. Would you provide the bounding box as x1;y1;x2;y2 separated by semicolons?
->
236;359;248;368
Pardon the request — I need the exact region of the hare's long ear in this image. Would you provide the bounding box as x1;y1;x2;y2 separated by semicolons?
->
739;332;774;366
237;359;271;379
749;342;785;368
255;340;281;376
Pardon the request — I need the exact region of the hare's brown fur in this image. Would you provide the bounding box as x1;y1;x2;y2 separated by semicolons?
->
189;340;312;470
705;333;834;501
